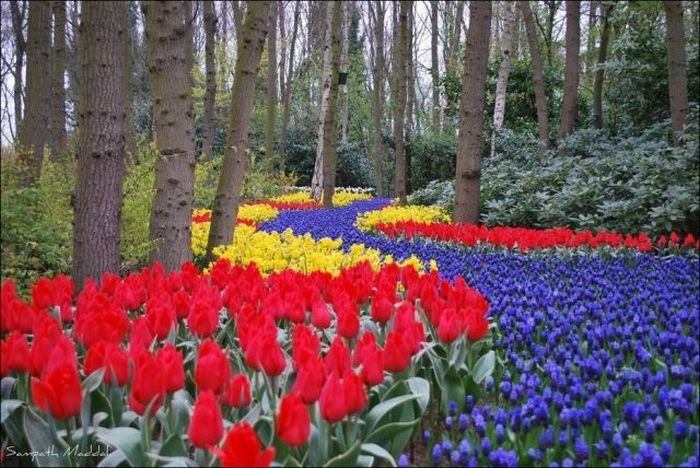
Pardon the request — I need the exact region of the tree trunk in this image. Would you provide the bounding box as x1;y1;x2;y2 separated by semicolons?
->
454;1;491;224
10;1;26;139
371;0;385;197
491;0;515;158
430;0;440;133
265;4;278;166
663;0;688;146
206;2;270;259
278;1;286;99
232;1;244;45
144;1;197;272
50;0;67;160
279;1;300;165
394;1;409;206
311;3;335;202
518;1;549;154
73;1;128;290
586;1;598;76
406;3;415;134
591;3;612;129
339;2;350;144
321;2;343;209
447;1;464;75
202;0;217;160
17;0;51;184
558;0;580;141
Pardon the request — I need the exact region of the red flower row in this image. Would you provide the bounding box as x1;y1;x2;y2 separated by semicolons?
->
192;212;258;228
375;221;700;252
245;200;321;211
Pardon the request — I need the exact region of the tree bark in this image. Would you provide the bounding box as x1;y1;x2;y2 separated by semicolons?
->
454;1;491;224
10;1;26;139
591;3;612;129
17;0;51;184
406;3;415;134
394;1;409;206
265;4;278;164
371;0;385;197
202;0;217;160
72;1;128;290
663;0;688;146
339;2;351;143
206;2;270;259
232;1;244;45
321;2;343;209
279;0;300;165
446;1;464;75
518;1;549;154
491;0;515;158
49;0;67;160
430;0;440;133
278;1;286;99
311;3;335;201
144;1;197;272
558;0;580;141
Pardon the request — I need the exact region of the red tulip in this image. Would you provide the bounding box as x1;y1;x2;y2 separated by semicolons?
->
195;339;231;394
371;293;394;324
129;352;166;416
5;331;31;373
337;306;360;339
245;329;286;376
222;374;252;408
464;314;489;342
83;341;130;387
145;292;177;340
211;422;275;467
188;286;222;338
437;308;461;343
324;336;351;376
156;343;185;393
188;390;224;448
360;346;384;387
383;331;411;373
319;371;347;423
0;340;9;377
344;370;367;414
276;393;311;447
293;357;325;404
129;316;154;358
310;299;331;329
31;363;82;420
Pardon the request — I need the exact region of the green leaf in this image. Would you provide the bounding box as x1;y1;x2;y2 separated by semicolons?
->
471;350;496;384
357;455;375;467
23;410;70;467
159;433;187;458
324;439;361;467
361;443;397;467
405;377;430;415
82;368;106;394
1;399;23;424
1;376;16;399
97;450;126;467
96;427;148;467
442;366;465;414
365;394;418;435
366;418;421;447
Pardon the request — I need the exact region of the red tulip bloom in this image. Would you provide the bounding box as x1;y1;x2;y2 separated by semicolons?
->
0;340;9;377
212;422;275;467
195;339;231;394
145;292;177;340
156;343;185;393
31;363;82;420
129;316;154;359
129;353;166;416
360;346;384;387
188;286;222;338
344;370;367;414
5;331;31;373
83;341;130;387
310;299;331;329
245;329;286;376
371;293;394;324
437;308;461;343
464;314;489;342
276;393;311;447
222;374;252;408
189;390;224;448
319;371;347;423
337;306;360;339
325;337;351;376
383;331;411;373
292;356;325;404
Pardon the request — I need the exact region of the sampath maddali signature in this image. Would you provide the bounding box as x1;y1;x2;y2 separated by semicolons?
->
3;444;110;462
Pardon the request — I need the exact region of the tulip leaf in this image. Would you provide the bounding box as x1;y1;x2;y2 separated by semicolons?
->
242;403;261;425
1;376;16;399
442;366;465;414
471;350;496;384
82;368;105;394
1;399;23;424
361;443;397;467
365;394;418;435
2;404;25;447
324;439;361;467
357;455;375;467
23;409;70;467
159;433;187;458
96;427;148;467
97;449;126;467
365;418;420;448
406;377;430;414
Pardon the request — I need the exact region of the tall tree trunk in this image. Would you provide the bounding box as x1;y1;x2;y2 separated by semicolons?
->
586;1;598;76
73;1;128;290
206;2;270;259
663;0;688;146
321;2;343;208
558;0;580;141
591;3;612;129
202;0;217;160
124;2;138;162
232;1;244;45
10;1;26;139
17;0;51;184
278;1;286;99
50;0;67;160
491;0;515;158
430;0;440;133
339;2;351;143
371;0;385;197
311;3;335;201
406;3;415;134
279;1;300;165
144;1;197;272
393;1;409;206
454;1;491;224
265;4;277;165
518;1;549;154
446;1;464;75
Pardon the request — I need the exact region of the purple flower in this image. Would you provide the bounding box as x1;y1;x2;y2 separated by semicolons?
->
431;443;442;465
398;454;410;468
675;420;689;441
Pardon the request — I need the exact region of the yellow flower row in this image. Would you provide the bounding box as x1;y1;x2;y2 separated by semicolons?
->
355;205;451;232
271;190;372;207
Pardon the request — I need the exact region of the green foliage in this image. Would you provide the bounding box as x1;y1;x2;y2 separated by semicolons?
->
1;151;74;292
407;132;457;190
408;116;700;236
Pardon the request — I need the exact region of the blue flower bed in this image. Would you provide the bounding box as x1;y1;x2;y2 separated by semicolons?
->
262;200;700;467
